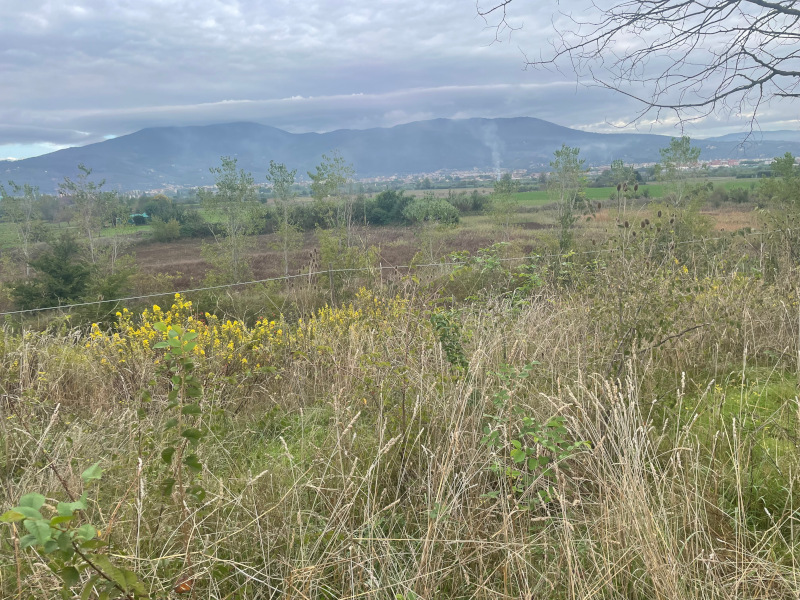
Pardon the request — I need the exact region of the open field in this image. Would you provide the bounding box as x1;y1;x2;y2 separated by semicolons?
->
1;172;794;600
0;178;756;252
0;200;760;302
125;203;760;287
3;210;800;598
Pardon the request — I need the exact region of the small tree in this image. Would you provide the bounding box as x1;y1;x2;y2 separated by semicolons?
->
654;136;701;209
58;165;114;264
266;160;302;276
11;232;90;310
490;172;519;240
0;181;43;276
200;157;262;283
308;150;356;244
548;145;589;251
760;152;800;264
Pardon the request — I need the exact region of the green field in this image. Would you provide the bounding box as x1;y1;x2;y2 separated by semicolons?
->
511;178;756;207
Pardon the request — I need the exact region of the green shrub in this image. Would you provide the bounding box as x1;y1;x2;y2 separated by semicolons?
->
150;217;181;242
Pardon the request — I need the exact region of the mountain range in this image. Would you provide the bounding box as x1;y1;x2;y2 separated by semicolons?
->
2;117;799;192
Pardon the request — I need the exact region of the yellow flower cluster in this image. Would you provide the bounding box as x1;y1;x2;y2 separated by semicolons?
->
80;290;410;375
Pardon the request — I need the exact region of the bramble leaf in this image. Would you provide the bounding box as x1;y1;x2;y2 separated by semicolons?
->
81;462;103;484
24;518;52;545
20;493;46;510
184;454;202;474
14;506;44;520
181;427;204;442
0;510;26;523
61;565;80;588
76;524;97;541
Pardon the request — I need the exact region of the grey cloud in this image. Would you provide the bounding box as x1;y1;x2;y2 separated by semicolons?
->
5;82;636;134
0;125;97;146
0;0;796;158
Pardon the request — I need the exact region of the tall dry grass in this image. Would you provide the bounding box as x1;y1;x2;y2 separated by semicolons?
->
2;229;800;599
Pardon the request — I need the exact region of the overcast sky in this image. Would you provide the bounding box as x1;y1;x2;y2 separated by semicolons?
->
1;0;798;159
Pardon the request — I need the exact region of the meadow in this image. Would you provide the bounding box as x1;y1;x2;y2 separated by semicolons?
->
2;179;800;599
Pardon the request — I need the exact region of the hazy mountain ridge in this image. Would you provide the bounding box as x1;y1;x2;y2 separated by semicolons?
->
2;117;799;192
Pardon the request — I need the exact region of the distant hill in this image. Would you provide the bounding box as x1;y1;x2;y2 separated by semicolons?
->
706;130;800;144
2;117;799;192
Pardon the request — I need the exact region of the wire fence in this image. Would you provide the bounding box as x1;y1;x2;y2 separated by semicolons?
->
0;226;783;318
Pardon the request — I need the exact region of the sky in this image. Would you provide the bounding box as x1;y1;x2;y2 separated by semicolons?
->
1;0;798;160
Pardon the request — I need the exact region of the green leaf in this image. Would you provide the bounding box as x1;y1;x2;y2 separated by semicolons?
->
188;484;206;502
61;566;80;588
15;506;43;520
80;575;101;600
19;533;38;549
183;454;202;474
24;518;52;545
167;390;178;403
81;462;103;484
123;569;147;595
75;524;97;541
153;322;168;333
43;539;59;554
183;331;198;341
171;375;182;386
57;495;87;517
181;427;204;442
0;509;26;523
161;477;176;497
20;493;46;510
164;417;178;430
153;341;169;349
181;404;202;416
92;554;128;591
161;446;176;465
57;531;72;553
50;515;74;526
528;456;550;471
510;448;526;464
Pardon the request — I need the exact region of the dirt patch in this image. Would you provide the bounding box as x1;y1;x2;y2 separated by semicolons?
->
518;221;551;230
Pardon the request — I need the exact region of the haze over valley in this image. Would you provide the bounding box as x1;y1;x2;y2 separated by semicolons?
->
3;117;799;192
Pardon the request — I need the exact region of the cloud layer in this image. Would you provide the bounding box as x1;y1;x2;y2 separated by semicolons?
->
1;0;796;159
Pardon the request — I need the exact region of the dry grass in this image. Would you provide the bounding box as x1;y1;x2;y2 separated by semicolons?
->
1;210;798;599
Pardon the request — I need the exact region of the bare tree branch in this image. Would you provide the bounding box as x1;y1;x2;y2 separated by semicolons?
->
480;0;800;127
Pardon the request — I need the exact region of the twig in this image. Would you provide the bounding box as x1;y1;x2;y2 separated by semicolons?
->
642;323;712;353
71;543;134;600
